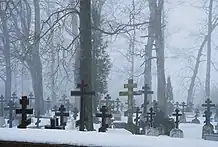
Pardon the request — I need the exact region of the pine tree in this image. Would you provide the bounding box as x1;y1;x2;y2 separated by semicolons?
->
166;76;174;101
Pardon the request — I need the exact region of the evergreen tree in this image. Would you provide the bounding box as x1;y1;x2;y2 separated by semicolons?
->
166;76;174;101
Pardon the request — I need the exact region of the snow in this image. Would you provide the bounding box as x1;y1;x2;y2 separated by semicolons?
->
0;128;218;147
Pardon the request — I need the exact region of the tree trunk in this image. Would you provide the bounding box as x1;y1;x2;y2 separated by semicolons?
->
80;0;93;131
1;9;12;102
205;0;213;100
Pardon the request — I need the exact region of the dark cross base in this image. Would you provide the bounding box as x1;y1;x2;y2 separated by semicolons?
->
4;100;15;128
45;117;64;130
96;106;112;132
16;96;33;129
203;110;212;125
172;108;182;129
147;107;155;127
55;105;69;127
71;80;95;131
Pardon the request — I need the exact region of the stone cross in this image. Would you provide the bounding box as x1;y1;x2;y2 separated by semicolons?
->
28;92;35;108
70;80;95;131
174;101;180;108
55;104;69;126
60;94;68;105
16;96;33;128
147;107;155;127
142;84;153;116
4;100;15;128
35;111;42;128
119;79;137;124
11;92;18;103
172;108;182;129
96;106;112;132
0;95;5;116
203;110;212;125
202;98;215;114
115;98;120;112
73;107;79;120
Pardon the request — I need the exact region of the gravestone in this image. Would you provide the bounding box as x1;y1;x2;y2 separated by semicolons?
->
202;110;214;139
55;105;69;127
145;107;159;136
72;107;79;120
96;105;112;132
16;96;33;128
119;79;137;124
170;108;184;138
45;117;64;130
191;108;200;124
4;100;16;128
179;102;186;123
71;80;95;131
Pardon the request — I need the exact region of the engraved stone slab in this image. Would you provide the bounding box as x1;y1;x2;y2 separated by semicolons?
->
170;128;184;138
202;124;214;139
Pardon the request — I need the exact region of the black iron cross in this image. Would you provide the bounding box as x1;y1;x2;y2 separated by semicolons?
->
202;98;215;113
147;107;155;127
203;110;212;125
4;100;15;128
55;105;69;126
172;108;182;129
0;95;5;116
96;106;112;132
70;80;95;131
115;98;120;112
11;92;18;103
16;96;33;129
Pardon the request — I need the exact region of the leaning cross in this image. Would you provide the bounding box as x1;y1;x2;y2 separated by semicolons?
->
4;100;15;128
147;107;155;127
119;79;137;124
55;105;69;126
0;95;5;116
202;98;215;113
142;84;153;116
16;96;33;129
96;106;112;132
70;80;95;131
172;108;182;129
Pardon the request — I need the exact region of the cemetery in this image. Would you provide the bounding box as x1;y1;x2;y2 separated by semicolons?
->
0;0;218;147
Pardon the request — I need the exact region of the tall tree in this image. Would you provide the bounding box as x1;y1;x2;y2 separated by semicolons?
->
79;0;94;130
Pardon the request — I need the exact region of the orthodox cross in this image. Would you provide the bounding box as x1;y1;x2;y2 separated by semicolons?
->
174;101;180;108
11;92;18;103
180;102;187;114
142;84;153;116
16;96;33;128
147;107;155;127
73;107;79;120
172;108;182;129
202;98;215;114
35;111;42;128
60;94;68;105
55;104;69;126
96;106;112;132
115;98;120;112
28;92;35;108
0;95;5;116
45;97;52;112
52;105;58;113
119;79;137;124
70;80;95;131
203;110;212;125
4;100;15;128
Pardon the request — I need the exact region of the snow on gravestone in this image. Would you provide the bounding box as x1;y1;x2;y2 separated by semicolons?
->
146;127;159;136
170;128;184;138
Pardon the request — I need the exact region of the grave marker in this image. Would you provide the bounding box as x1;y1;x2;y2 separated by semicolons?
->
45;97;52;112
96;106;112;132
11;92;18;103
55;104;69;126
16;96;33;128
170;108;184;138
28;92;35;108
119;79;137;124
147;107;155;127
202;110;214;139
172;108;182;129
52;105;58;113
174;101;180;108
180;102;187;123
4;100;15;128
70;80;95;131
0;95;5;116
202;99;215;114
45;117;64;130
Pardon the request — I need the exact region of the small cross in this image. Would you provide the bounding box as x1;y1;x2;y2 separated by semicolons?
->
11;92;18;103
0;95;5;116
96;106;112;132
115;98;120;112
172;108;182;129
16;96;33;128
28;92;34;108
202;98;215;113
55;105;69;126
4;100;16;128
174;101;180;108
147;107;155;127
